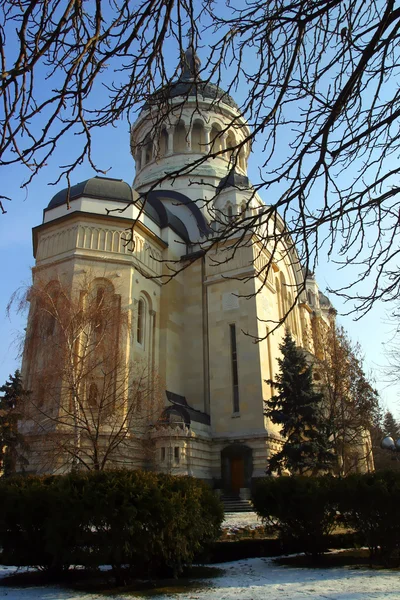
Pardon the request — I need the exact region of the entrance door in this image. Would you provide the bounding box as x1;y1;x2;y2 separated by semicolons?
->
231;456;244;493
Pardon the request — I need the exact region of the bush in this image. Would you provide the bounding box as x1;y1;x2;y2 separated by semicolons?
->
252;475;338;559
337;470;400;564
0;471;223;581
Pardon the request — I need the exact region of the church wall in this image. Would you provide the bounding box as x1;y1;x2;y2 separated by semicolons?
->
181;258;207;413
206;274;265;436
158;229;186;398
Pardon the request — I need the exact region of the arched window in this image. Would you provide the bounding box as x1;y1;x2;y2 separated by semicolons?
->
173;121;187;153
287;292;298;335
135;152;142;171
94;286;105;339
137;298;145;345
144;135;153;164
240;200;247;215
226;203;234;221
159;128;168;157
210;124;222;153
280;273;288;325
88;382;98;408
43;282;61;338
191;121;205;152
275;277;282;320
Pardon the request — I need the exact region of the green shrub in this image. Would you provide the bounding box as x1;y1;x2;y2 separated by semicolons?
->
0;471;223;582
337;470;400;564
252;475;338;559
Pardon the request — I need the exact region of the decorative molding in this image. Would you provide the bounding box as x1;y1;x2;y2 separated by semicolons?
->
37;223;163;276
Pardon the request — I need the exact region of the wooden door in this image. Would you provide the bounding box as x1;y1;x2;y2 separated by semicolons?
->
231;457;244;493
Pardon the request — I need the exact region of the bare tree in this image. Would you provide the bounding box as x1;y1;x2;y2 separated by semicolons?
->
314;321;379;475
17;276;164;473
2;1;400;313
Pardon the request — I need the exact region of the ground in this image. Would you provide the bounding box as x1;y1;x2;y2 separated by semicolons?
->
1;556;400;600
1;514;400;600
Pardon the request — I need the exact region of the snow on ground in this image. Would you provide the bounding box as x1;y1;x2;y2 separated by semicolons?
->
1;556;400;600
222;511;262;531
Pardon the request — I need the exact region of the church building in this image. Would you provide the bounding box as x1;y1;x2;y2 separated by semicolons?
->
20;49;373;491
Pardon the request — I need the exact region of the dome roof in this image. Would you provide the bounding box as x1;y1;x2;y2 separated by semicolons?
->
142;47;238;112
47;176;133;209
45;177;193;242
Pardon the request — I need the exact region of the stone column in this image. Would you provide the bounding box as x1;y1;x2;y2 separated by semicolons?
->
186;125;192;152
166;126;174;155
221;132;228;152
204;126;211;154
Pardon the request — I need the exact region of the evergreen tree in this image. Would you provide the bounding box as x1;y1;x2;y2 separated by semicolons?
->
265;330;335;476
0;370;29;476
371;410;400;472
382;411;400;441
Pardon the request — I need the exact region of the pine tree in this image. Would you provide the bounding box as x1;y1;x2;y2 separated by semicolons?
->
382;411;400;441
0;370;29;476
265;330;335;476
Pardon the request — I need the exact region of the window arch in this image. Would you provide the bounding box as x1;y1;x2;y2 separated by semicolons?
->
210;123;222;153
191;120;205;152
88;382;98;408
226;202;234;221
280;273;288;327
159;128;168;157
275;277;282;320
43;281;61;337
173;121;187;153
144;135;153;164
136;297;146;346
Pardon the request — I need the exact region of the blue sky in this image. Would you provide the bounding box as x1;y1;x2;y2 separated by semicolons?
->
1;11;399;418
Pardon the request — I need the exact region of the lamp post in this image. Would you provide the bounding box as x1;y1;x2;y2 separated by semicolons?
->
381;436;400;455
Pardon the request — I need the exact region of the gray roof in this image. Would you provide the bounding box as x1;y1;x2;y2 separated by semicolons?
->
45;177;192;243
47;176;133;209
142;48;238;112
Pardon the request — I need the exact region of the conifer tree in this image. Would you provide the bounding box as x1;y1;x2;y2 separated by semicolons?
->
0;370;29;476
382;411;400;441
265;330;334;476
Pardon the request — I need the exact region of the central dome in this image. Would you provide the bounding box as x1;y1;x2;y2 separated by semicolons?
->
142;47;238;112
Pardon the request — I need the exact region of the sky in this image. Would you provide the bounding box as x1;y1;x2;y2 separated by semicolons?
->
1;2;399;418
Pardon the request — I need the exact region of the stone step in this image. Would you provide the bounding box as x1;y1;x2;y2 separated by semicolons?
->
221;497;254;513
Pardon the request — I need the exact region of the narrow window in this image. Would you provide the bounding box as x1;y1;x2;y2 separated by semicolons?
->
88;382;98;408
174;446;180;463
161;447;166;462
137;299;144;344
94;287;105;339
230;324;240;413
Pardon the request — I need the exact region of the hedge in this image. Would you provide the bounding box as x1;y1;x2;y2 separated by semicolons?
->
0;470;224;582
252;475;338;559
252;471;400;564
337;471;400;564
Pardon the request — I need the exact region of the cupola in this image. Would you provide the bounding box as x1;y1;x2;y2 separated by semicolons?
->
130;47;251;205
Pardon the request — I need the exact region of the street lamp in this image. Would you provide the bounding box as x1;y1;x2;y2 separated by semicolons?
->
381;436;400;453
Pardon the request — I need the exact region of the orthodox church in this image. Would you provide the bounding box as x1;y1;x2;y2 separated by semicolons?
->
20;50;373;490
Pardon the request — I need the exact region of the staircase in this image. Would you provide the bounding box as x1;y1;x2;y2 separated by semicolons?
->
221;492;254;513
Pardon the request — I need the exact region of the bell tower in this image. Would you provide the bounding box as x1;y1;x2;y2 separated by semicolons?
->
130;48;252;225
